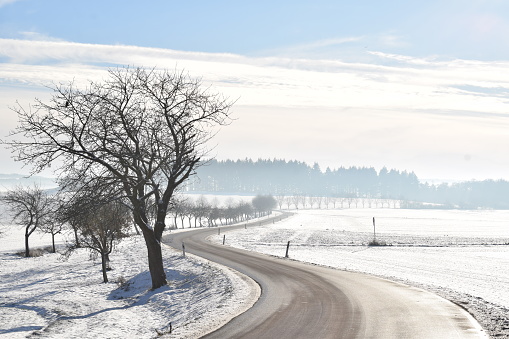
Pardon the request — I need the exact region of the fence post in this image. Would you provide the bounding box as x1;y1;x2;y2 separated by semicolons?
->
223;234;226;245
373;217;376;242
182;242;186;257
285;241;290;258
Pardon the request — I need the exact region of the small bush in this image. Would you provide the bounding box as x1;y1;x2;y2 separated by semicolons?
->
368;239;389;247
16;248;46;257
116;275;131;290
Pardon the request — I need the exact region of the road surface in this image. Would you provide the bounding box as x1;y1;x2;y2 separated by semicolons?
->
162;214;487;338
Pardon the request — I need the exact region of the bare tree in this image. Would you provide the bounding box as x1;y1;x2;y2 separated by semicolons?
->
252;195;277;217
284;196;292;210
5;67;233;289
330;196;337;209
339;197;346;208
315;196;323;209
323;196;331;209
307;196;314;209
194;195;210;227
39;194;67;253
347;197;355;208
291;194;300;209
39;216;63;253
1;185;52;257
171;196;190;229
275;194;285;210
237;201;253;221
67;199;131;283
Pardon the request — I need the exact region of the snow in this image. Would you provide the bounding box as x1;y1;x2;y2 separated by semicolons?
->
210;208;509;337
0;223;259;338
3;204;508;337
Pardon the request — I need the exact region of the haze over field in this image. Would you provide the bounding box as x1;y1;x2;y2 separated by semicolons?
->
2;1;509;181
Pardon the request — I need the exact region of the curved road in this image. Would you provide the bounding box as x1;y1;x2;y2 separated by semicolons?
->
162;214;487;338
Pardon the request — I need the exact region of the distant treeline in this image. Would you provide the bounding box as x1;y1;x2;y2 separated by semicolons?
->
185;159;509;209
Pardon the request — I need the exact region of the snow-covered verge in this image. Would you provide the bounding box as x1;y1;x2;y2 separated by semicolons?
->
0;225;259;339
210;208;509;338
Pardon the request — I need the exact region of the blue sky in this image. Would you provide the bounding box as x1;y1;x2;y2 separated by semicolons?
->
3;0;509;59
2;0;509;181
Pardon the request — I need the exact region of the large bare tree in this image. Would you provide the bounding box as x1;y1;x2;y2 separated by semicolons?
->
5;67;233;289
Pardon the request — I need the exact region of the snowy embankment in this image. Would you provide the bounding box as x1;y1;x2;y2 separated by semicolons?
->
210;208;509;338
0;225;259;339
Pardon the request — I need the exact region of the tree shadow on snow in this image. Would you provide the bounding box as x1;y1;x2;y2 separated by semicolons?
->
107;266;190;304
0;325;44;335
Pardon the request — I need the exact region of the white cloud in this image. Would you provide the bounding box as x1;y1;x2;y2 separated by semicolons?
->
368;51;433;65
281;36;364;51
2;38;509;180
254;36;364;59
18;31;65;42
2;38;509;113
4;39;509;122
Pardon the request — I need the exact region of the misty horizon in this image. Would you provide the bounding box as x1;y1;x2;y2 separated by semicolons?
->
0;155;504;187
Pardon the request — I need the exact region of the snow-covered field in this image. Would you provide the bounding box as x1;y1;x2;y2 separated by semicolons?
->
3;204;509;338
0;224;259;338
210;208;509;337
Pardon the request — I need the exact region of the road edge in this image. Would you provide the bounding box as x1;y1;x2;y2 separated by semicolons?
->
161;242;261;338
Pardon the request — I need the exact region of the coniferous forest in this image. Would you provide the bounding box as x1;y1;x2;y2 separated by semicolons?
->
184;159;509;209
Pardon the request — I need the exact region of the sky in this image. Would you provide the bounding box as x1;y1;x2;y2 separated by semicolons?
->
1;0;509;182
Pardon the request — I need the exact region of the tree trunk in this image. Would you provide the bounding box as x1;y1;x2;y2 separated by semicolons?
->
101;252;109;283
105;253;111;270
25;233;30;257
73;227;80;248
51;233;56;253
143;231;167;289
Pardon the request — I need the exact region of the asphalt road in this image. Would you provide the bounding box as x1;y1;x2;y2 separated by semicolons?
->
162;214;487;339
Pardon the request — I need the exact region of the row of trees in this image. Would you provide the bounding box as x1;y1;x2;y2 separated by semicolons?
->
186;159;509;209
273;194;401;210
169;195;276;228
1;185;276;283
1;185;131;283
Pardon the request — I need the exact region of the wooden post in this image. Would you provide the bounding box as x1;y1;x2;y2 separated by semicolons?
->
182;242;186;257
223;234;226;245
285;241;290;258
373;217;376;242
